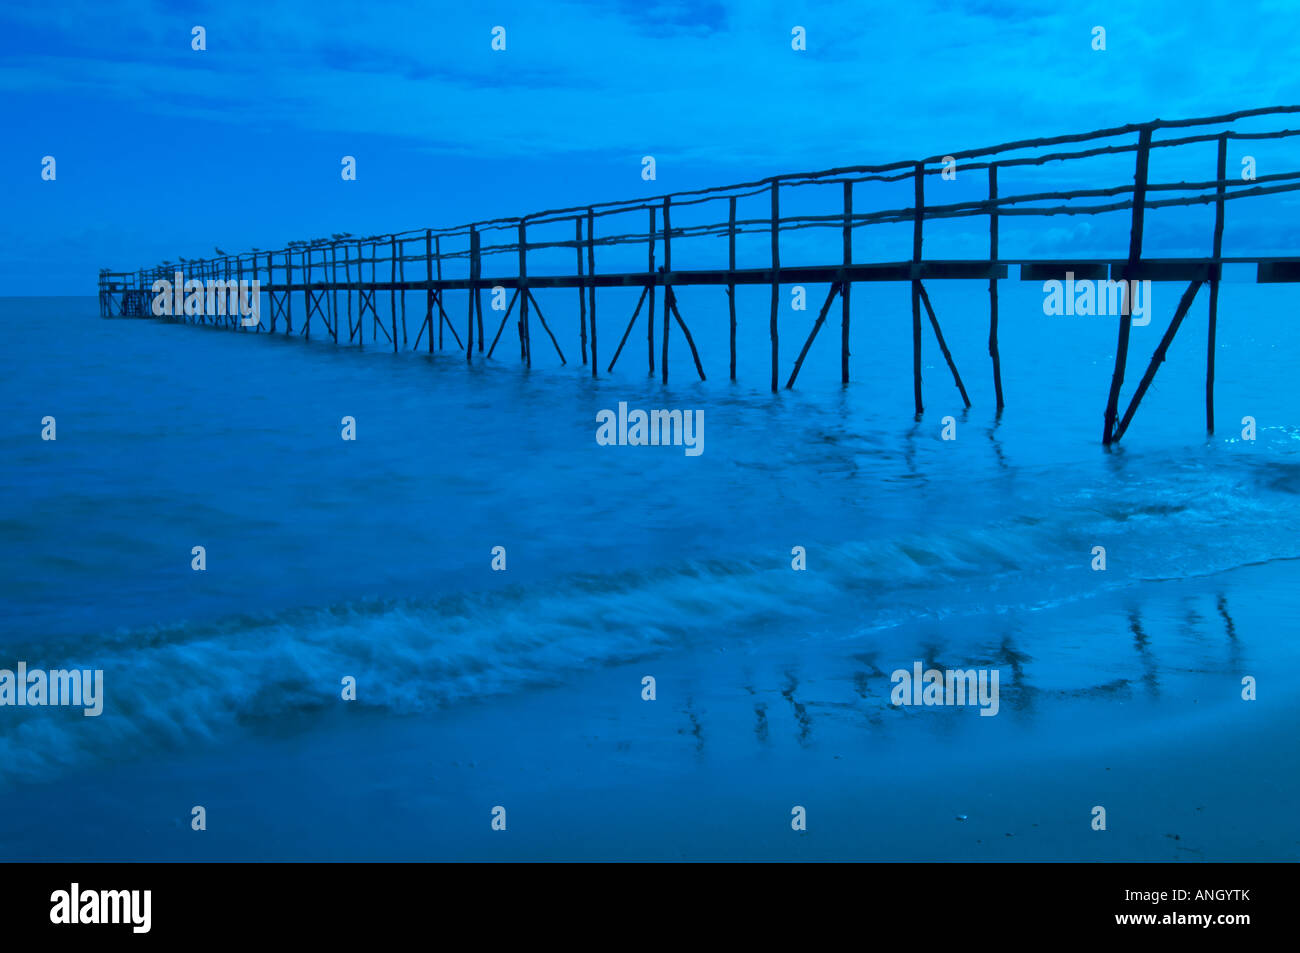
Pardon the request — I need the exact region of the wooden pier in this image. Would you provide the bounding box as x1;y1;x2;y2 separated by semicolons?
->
99;105;1300;444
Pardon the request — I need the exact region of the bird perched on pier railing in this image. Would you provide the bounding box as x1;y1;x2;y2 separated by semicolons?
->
214;246;227;256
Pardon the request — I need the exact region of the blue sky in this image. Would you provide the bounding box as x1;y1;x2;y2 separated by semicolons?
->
1;0;1297;292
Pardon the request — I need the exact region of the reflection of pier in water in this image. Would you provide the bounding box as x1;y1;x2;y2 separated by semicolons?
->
677;593;1247;750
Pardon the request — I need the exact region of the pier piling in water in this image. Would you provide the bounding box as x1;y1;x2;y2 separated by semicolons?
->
1207;134;1228;435
988;163;1004;412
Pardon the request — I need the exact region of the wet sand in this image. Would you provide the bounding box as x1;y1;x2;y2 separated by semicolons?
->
2;557;1296;861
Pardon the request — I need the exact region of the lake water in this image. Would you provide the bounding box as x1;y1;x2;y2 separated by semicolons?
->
1;279;1297;858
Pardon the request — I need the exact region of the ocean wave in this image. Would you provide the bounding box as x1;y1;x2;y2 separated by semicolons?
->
1;454;1296;786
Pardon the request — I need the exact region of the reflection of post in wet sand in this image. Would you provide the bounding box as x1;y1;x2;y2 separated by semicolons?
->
708;590;1251;759
915;637;1034;722
1216;594;1237;639
1179;597;1206;641
989;636;1033;713
742;679;771;744
1216;593;1243;670
1128;609;1160;697
851;652;886;688
850;653;888;728
782;671;813;746
753;701;770;743
986;409;1008;471
678;696;704;753
902;419;923;484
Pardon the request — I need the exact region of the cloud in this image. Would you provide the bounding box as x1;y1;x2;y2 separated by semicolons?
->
4;0;1295;171
3;0;1298;290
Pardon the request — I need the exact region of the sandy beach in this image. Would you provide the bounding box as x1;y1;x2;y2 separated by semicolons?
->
2;555;1294;862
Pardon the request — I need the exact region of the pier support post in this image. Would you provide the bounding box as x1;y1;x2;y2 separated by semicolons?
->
304;251;313;340
728;196;737;381
1103;126;1152;445
355;242;365;347
989;163;1004;411
787;282;842;389
667;290;706;381
270;252;279;334
424;230;434;353
372;247;380;343
518;221;530;366
399;242;408;347
285;250;293;335
648;206;656;378
487;290;520;358
608;287;649;373
1113;280;1203;442
475;231;485;353
526;289;565;364
343;244;353;342
390;237;399;353
588;208;597;378
577;217;587;365
328;247;338;341
433;235;443;351
917;283;971;407
236;255;245;332
468;226;479;362
430;283;462;351
912;161;924;415
842;181;852;384
770;180;780;393
357;243;368;348
1207;134;1227;434
662;198;671;384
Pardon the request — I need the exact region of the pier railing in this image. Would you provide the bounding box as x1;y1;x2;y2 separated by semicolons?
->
100;104;1300;443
